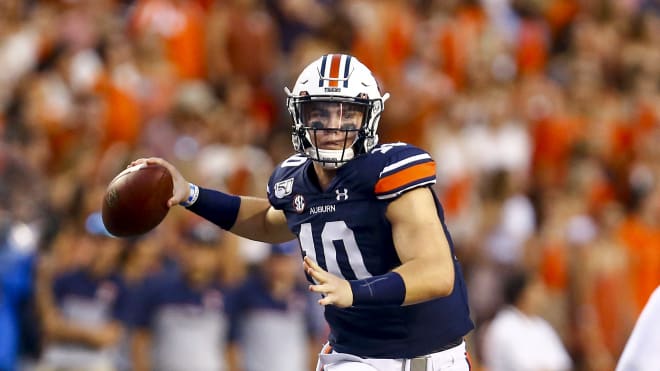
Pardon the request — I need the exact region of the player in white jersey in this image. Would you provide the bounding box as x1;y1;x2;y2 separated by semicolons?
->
616;285;660;371
131;53;474;371
482;270;572;371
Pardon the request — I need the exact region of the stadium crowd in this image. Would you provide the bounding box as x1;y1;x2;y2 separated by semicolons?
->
1;0;659;370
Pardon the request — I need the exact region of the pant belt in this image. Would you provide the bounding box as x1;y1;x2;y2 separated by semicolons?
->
406;338;464;371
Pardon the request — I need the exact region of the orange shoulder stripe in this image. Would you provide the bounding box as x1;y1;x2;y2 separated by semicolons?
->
375;161;436;195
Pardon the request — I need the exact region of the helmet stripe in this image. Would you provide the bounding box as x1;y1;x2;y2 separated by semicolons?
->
328;54;342;87
318;55;328;87
343;55;352;88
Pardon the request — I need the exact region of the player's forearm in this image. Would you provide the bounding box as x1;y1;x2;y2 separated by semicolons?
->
187;187;293;243
132;330;151;371
340;256;454;308
44;318;91;345
394;257;455;305
45;318;119;348
231;196;295;242
226;342;243;371
307;338;322;371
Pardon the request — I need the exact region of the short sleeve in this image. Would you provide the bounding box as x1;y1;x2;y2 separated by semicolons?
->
373;144;436;200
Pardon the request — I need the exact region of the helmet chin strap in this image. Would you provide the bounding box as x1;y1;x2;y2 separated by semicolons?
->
305;147;355;169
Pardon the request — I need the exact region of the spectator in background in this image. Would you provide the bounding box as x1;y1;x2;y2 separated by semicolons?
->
35;213;128;371
227;240;326;371
481;269;572;371
128;0;208;81
568;201;636;370
129;225;233;371
114;233;164;371
0;214;38;371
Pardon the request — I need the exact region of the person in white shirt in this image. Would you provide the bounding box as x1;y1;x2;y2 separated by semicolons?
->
616;285;660;371
481;270;572;371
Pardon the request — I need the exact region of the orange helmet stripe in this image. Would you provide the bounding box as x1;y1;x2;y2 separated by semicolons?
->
375;161;436;194
328;54;342;87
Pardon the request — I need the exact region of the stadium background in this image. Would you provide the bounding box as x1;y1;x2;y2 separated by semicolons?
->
0;0;659;370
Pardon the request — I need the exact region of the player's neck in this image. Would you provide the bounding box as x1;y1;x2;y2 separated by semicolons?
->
311;162;337;191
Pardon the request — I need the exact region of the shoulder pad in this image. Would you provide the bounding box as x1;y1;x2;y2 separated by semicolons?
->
267;154;310;205
371;143;436;200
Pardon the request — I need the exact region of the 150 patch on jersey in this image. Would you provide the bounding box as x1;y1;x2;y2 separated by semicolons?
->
274;178;294;198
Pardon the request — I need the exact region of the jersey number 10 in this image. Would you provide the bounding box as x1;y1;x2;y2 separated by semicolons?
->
298;221;372;280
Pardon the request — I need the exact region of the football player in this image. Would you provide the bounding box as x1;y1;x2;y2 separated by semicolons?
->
132;53;474;371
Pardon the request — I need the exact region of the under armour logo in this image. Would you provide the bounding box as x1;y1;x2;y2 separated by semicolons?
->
335;188;349;201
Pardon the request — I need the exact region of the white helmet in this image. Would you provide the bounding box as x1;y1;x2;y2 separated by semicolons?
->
285;54;390;169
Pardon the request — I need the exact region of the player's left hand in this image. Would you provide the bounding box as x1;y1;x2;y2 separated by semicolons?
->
129;157;190;208
304;256;353;308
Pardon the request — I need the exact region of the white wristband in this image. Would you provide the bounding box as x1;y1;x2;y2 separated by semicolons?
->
180;183;199;207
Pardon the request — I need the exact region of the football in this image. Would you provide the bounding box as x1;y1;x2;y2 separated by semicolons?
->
102;163;173;237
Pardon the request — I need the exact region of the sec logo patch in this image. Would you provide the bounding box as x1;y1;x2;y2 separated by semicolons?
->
293;194;305;214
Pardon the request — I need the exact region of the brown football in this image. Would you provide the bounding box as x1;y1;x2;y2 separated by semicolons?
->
102;163;172;237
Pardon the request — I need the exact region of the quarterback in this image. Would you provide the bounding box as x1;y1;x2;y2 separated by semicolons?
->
133;53;474;371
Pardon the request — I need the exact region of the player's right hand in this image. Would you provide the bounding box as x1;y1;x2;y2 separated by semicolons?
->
129;157;190;208
304;256;353;308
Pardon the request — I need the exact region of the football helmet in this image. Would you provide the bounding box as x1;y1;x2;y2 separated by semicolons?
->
285;54;390;169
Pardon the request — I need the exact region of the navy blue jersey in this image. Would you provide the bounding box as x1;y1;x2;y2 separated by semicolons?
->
226;274;322;341
44;269;127;368
52;269;127;325
226;274;324;371
267;143;474;358
129;271;232;371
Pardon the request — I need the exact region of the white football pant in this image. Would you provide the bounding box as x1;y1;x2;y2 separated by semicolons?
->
316;341;471;371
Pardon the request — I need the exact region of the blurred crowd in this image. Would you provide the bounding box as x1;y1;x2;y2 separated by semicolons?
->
1;0;659;370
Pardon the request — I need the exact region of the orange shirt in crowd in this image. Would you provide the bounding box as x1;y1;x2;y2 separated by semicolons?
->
544;0;580;39
129;0;207;80
95;74;142;150
531;115;583;187
609;120;635;159
618;216;660;314
540;242;568;292
435;5;485;91
440;175;474;218
591;269;632;355
516;19;549;76
351;1;416;85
